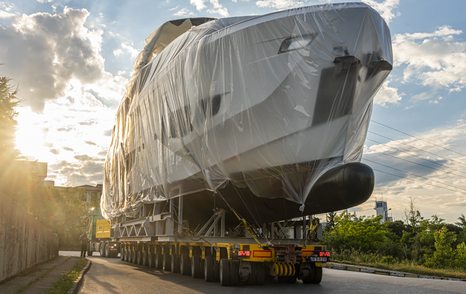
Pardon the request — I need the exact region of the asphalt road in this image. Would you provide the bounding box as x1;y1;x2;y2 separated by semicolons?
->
78;257;465;294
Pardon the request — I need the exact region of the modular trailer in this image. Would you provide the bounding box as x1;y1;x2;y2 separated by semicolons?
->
110;197;329;286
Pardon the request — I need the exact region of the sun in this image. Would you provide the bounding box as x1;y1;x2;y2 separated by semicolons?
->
15;108;52;162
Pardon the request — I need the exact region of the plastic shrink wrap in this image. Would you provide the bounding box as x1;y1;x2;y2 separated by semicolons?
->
101;2;392;225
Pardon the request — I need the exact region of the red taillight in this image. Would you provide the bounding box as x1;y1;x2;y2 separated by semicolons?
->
238;250;251;257
319;251;330;257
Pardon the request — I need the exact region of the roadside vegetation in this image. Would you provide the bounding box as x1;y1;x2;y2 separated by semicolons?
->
48;258;88;294
323;202;466;279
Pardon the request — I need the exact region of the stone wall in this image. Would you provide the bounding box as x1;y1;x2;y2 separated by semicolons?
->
0;194;58;283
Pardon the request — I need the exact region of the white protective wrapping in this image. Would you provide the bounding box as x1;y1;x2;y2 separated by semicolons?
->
101;2;392;220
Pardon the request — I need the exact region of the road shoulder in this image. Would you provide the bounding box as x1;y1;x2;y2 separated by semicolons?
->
326;262;466;282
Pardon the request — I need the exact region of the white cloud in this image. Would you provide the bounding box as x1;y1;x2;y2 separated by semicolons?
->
190;0;207;11
256;0;303;10
113;42;139;59
0;7;105;111
190;0;229;17
254;0;400;23
173;7;194;17
373;80;402;106
0;1;15;18
393;26;466;95
207;0;229;17
363;0;399;24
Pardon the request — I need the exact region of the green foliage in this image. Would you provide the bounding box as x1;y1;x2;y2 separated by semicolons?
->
455;242;466;270
48;258;87;294
323;212;397;256
425;226;456;268
324;207;466;273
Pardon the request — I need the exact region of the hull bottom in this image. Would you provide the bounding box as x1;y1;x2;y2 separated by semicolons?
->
181;162;374;226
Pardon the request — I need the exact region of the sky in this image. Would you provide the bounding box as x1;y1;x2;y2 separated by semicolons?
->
1;0;465;223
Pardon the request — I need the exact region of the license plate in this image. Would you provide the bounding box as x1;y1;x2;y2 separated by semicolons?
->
309;256;328;262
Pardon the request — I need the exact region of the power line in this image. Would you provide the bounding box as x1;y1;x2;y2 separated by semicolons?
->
373;168;462;193
366;137;466;179
371;120;466;157
364;158;466;194
367;130;466;168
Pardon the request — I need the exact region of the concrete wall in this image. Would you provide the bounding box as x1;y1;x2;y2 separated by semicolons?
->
0;195;59;283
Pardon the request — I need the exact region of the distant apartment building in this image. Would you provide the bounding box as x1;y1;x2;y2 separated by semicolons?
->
14;160;102;209
375;200;392;223
46;182;102;208
15;160;48;182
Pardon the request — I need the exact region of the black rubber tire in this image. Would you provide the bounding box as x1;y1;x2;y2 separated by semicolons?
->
312;266;323;284
126;246;131;262
180;253;191;275
219;259;231;286
191;254;203;279
130;247;136;263
301;264;322;284
171;254;180;273
148;246;155;267
143;246;149;266
252;262;265;285
136;248;142;265
213;259;220;282
155;247;163;270
120;246;125;261
163;250;172;272
104;243;109;258
125;246;130;262
229;260;240;286
204;255;216;282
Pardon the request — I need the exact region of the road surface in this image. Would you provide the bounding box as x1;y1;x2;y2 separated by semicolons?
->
79;257;465;294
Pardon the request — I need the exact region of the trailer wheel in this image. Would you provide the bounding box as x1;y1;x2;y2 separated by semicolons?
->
130;246;137;264
204;255;216;282
191;253;203;278
125;246;130;262
142;245;148;266
104;243;109;258
136;247;142;265
301;264;322;284
171;252;180;273
180;252;191;275
155;246;163;269
311;266;322;284
148;246;155;267
120;245;125;261
229;260;240;286
251;262;265;285
219;259;231;286
163;248;172;272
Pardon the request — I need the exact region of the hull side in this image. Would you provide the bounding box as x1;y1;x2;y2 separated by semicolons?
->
101;3;392;220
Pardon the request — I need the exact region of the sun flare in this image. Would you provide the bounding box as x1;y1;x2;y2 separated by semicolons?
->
15;108;52;162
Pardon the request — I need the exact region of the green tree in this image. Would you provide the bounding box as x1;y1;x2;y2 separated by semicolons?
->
404;198;423;229
425;226;456;268
0;76;19;158
324;212;392;254
455;242;466;270
456;214;466;227
325;211;337;231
